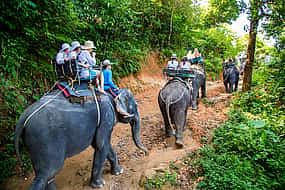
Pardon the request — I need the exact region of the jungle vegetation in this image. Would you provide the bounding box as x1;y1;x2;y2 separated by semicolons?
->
0;0;284;188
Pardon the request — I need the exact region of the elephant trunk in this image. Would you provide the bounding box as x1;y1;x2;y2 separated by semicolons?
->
130;113;149;156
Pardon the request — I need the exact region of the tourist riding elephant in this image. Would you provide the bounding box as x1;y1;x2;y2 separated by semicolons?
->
158;78;192;147
223;66;239;93
15;88;148;190
191;68;206;110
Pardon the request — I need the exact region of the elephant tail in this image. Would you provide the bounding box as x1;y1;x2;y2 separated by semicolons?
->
15;116;26;166
166;99;172;127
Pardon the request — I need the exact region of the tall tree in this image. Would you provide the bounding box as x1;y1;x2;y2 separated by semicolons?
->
242;0;263;92
203;0;284;91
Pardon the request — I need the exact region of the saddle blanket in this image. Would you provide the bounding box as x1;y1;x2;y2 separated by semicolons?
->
56;81;93;98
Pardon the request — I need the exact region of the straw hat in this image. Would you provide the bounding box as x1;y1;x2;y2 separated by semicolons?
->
70;41;80;51
60;43;70;52
82;40;96;50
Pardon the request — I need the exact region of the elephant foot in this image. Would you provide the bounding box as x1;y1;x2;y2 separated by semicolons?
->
166;130;175;137
90;178;105;188
175;139;184;148
111;167;124;176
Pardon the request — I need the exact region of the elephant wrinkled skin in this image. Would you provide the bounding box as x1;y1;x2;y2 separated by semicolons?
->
158;79;191;147
15;88;148;190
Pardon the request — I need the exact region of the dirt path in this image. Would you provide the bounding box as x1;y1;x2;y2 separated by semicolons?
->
5;54;234;190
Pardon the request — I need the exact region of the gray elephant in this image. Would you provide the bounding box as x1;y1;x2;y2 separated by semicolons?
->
158;78;192;147
191;69;206;110
223;66;239;93
15;88;148;190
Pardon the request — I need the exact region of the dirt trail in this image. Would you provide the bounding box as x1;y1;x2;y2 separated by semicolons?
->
5;53;233;190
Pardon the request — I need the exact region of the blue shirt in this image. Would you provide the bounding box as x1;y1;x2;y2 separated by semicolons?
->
103;69;117;90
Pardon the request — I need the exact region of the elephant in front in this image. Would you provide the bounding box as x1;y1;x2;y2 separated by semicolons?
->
15;88;148;190
158;78;192;147
223;66;239;93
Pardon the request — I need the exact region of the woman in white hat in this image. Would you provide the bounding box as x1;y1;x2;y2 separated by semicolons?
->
69;41;89;69
56;43;70;64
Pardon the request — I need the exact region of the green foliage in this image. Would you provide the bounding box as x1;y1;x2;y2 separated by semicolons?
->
197;111;285;189
144;169;179;189
0;0;275;185
196;51;285;189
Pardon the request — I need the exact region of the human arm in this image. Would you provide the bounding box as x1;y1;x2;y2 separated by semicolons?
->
56;52;65;64
86;52;96;66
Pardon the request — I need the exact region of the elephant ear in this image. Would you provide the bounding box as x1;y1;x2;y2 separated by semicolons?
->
95;101;116;150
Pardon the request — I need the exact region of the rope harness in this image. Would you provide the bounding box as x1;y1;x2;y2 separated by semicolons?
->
23;82;101;128
23;85;67;127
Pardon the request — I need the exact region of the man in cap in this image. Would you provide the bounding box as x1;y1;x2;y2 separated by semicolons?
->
102;59;133;118
56;43;70;64
167;54;179;69
180;56;191;70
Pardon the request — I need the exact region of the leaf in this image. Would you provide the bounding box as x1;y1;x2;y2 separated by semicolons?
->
251;120;265;128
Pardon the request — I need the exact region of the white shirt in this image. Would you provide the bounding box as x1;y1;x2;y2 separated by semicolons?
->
69;51;79;60
180;61;191;70
56;51;69;64
167;60;178;69
77;50;96;66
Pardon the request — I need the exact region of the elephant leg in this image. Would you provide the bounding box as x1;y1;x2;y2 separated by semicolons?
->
29;173;58;190
229;82;233;93
192;88;198;110
45;178;56;190
173;109;186;147
234;75;239;92
90;148;108;188
201;79;206;98
158;97;174;137
107;146;123;175
29;175;48;190
28;145;64;190
224;80;228;93
182;109;188;132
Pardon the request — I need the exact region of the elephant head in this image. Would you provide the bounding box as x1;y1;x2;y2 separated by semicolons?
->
116;89;149;155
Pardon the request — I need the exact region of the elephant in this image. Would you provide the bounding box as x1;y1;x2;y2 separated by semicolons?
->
158;78;192;147
223;66;239;93
191;68;206;110
15;88;148;190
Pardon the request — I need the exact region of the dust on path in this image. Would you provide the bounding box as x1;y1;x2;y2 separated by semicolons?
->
5;54;233;190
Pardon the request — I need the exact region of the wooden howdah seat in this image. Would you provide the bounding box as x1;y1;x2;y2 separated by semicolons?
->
163;67;196;80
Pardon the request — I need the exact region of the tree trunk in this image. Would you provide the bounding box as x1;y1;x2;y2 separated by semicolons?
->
242;17;259;92
168;7;174;43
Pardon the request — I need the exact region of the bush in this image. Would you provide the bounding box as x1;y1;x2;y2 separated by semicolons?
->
197;111;285;189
